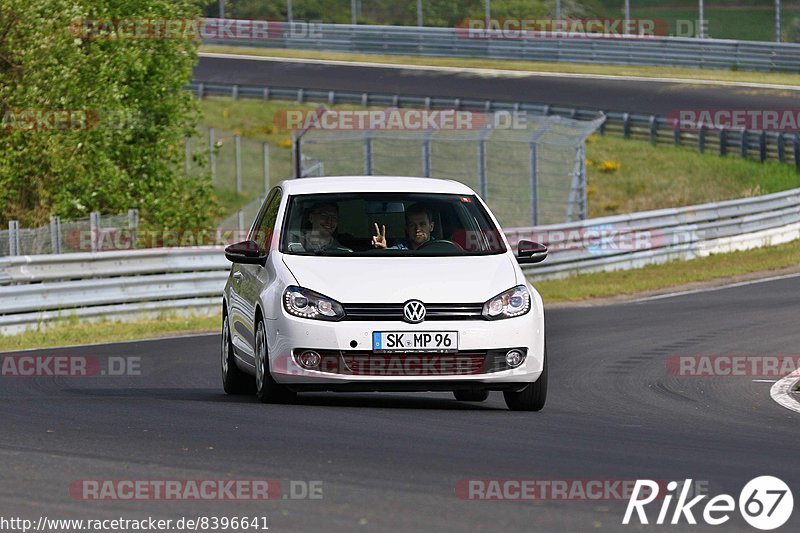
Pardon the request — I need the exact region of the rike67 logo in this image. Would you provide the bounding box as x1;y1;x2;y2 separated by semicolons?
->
623;476;793;530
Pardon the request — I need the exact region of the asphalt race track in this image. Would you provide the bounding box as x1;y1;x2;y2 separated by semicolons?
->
1;276;798;531
194;54;800;115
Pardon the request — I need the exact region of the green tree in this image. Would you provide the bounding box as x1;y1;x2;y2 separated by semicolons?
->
0;0;219;230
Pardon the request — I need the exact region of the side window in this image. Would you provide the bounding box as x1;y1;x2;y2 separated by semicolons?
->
250;188;282;254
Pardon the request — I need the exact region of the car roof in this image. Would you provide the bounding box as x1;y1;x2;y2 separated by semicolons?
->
277;176;476;195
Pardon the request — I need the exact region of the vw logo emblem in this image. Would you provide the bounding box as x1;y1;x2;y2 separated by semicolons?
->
403;300;426;324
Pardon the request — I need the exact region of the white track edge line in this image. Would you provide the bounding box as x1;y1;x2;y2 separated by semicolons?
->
770;368;800;415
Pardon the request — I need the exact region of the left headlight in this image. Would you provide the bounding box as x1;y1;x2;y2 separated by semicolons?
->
283;286;345;321
482;285;531;320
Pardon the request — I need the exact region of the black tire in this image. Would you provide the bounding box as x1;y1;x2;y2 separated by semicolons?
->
254;318;296;404
221;313;255;395
453;390;490;402
503;348;547;412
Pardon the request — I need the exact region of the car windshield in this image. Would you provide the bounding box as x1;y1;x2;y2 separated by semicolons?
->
280;192;507;256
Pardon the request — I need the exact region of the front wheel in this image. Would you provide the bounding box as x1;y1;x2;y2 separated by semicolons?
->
221;313;255;395
503;348;547;412
254;319;296;404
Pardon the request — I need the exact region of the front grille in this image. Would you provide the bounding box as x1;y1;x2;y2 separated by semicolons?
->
342;303;484;321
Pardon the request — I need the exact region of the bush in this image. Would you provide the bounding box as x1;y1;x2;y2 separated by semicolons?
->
0;0;220;229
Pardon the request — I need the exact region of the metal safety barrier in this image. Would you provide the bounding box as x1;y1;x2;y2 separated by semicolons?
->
201;20;800;73
2;187;800;334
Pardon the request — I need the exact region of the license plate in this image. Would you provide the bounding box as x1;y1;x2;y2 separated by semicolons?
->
372;331;458;352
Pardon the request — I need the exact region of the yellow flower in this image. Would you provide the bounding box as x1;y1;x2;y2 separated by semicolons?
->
222;108;229;119
278;138;293;149
598;160;621;172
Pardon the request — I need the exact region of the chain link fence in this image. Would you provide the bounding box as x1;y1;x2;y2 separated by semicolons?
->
1;211;137;257
295;111;604;227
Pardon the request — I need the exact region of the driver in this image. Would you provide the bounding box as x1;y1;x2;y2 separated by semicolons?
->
372;203;435;250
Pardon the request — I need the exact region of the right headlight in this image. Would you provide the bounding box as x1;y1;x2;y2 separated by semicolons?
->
482;285;531;320
283;286;345;321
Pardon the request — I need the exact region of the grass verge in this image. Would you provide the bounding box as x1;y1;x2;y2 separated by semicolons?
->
200;45;800;87
0;315;220;353
532;237;800;302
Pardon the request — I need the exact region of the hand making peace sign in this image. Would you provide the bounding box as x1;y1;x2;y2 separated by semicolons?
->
371;223;387;249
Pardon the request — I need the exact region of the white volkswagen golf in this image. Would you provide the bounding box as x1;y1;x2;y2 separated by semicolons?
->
221;176;548;411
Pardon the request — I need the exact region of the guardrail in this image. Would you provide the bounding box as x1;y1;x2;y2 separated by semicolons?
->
0;248;228;335
188;81;800;169
3;187;800;334
202;20;800;73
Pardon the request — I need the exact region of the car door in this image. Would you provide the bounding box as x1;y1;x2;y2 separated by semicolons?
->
233;187;282;363
229;189;277;361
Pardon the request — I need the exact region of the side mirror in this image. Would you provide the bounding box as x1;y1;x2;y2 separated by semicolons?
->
225;240;267;265
517;240;547;264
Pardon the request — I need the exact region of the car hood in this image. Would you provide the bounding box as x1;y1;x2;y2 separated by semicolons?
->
281;254;519;303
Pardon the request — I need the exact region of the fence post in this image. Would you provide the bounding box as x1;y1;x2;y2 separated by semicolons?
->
759;131;767;162
292;133;301;179
529;142;538;226
237;210;245;233
232;84;238;100
197;82;204;99
209;127;216;183
363;132;373;176
89;212;100;253
599;111;606;135
673;121;681;146
235;135;242;193
648;115;657;145
50;216;61;254
622;113;630;139
421;133;431;178
477;134;488;200
579;144;587;220
794;134;800;171
719;127;727;156
128;209;138;249
8;220;19;256
263;142;270;193
740;129;748;159
698;125;706;154
777;134;786;163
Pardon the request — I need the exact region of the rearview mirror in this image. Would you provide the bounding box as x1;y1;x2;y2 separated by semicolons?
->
517;240;547;264
224;240;267;265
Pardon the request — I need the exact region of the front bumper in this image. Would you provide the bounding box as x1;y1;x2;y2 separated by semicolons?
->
266;312;544;388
